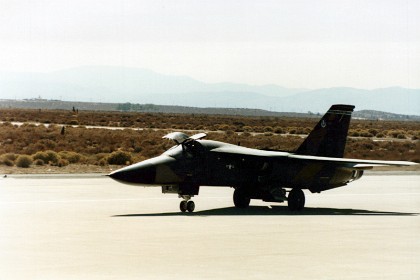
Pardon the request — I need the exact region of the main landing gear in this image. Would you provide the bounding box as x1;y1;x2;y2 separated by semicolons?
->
287;188;305;211
233;187;305;211
233;188;250;208
179;196;195;213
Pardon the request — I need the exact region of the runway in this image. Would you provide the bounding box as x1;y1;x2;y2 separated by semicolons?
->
0;174;419;280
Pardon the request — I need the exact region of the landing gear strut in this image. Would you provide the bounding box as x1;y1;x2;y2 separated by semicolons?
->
179;196;195;213
288;188;305;211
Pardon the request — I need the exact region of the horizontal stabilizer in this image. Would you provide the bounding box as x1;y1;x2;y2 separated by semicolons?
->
289;154;418;169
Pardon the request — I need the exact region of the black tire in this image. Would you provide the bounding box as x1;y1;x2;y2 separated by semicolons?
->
233;188;251;208
187;201;195;212
180;201;188;212
288;188;305;211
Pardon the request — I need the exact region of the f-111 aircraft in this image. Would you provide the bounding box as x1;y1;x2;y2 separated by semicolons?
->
108;105;416;212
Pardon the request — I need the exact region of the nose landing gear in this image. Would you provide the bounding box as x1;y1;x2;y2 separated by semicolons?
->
179;196;195;213
162;185;199;213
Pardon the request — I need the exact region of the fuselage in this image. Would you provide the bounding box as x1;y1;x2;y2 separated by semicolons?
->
108;139;362;194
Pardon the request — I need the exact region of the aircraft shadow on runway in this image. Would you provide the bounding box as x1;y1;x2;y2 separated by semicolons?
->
113;206;418;217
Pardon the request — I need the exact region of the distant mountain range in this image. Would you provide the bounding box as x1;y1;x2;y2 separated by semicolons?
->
1;99;418;121
1;66;419;115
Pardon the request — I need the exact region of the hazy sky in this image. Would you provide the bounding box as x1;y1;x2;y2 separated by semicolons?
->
1;0;419;89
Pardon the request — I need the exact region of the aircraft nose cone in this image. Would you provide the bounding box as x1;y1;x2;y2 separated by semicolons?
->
108;162;157;185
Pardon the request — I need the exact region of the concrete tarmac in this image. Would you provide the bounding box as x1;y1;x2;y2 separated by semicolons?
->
0;174;419;280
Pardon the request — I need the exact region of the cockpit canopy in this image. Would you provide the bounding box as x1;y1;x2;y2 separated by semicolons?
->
163;132;207;159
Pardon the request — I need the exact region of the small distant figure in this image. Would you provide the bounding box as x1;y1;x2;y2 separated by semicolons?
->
3;175;7;178
61;126;65;135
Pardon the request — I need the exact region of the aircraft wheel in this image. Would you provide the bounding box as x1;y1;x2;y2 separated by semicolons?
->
180;201;188;212
288;188;305;211
187;201;195;212
233;188;250;208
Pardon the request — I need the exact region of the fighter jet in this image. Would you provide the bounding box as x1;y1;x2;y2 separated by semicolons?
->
108;105;416;212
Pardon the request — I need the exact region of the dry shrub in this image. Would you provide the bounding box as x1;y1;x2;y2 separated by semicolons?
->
359;130;373;137
0;154;15;166
45;150;59;164
34;159;45;166
57;158;69;167
107;151;132;165
32;150;59;165
68;120;79;125
288;128;297;134
3;159;14;166
388;130;406;138
16;155;33;168
242;126;252;132
1;121;12;127
3;153;17;161
274;127;284;134
33;151;49;162
0;155;14;166
58;151;83;163
97;158;108;166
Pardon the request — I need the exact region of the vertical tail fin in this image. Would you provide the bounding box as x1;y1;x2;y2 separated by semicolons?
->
295;104;355;158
